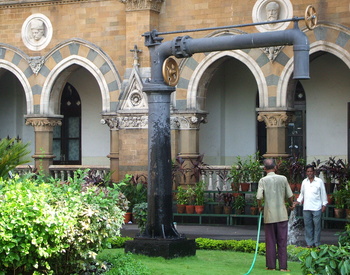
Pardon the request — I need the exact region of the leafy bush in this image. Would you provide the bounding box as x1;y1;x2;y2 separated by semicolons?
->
298;244;350;275
133;202;148;234
195;238;265;255
108;237;134;248
298;224;350;274
0;137;30;179
0;172;126;274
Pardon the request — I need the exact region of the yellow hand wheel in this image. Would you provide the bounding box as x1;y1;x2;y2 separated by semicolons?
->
305;5;317;30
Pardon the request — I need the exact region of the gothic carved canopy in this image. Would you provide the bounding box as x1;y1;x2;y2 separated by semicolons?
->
119;0;164;12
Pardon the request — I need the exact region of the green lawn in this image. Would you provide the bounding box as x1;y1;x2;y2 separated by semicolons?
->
99;249;303;275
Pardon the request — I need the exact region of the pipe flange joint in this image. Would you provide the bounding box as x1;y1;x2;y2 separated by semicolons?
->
172;35;193;58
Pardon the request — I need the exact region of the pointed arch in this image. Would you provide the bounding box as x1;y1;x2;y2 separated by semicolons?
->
0;45;34;114
0;60;34;114
40;39;122;115
41;55;110;114
278;24;350;108
186;50;268;110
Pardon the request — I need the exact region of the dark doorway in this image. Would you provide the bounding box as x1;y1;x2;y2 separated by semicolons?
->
287;81;306;158
256;91;267;156
53;83;81;165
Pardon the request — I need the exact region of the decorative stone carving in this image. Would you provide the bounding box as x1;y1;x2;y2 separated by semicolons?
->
120;65;148;111
171;114;207;130
262;46;283;61
25;117;62;132
27;56;45;75
252;0;293;33
119;0;164;12
21;13;53;51
257;112;293;127
100;117;119;130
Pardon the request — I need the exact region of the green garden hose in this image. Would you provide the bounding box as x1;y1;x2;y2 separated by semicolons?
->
243;211;263;275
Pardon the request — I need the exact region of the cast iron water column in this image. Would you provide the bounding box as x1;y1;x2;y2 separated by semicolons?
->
125;10;316;258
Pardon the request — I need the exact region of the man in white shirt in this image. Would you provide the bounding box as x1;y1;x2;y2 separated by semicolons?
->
294;165;328;247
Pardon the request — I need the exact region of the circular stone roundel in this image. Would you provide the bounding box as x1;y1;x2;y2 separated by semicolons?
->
22;14;53;51
252;0;293;32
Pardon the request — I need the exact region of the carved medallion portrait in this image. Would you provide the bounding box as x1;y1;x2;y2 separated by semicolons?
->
22;14;53;51
252;0;293;32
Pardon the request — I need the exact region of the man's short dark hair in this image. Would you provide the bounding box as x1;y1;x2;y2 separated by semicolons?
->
305;164;315;171
263;159;276;170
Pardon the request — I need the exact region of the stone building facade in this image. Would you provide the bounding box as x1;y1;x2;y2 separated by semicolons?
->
0;0;349;181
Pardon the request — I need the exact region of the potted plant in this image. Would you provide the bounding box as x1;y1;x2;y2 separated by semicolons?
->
237;156;250;192
176;185;187;213
319;157;337;193
185;186;196;214
332;189;346;218
194;180;206;214
249;154;263;192
215;188;225;214
233;194;245;214
222;193;233;214
250;194;259;215
119;174;147;214
230;165;241;192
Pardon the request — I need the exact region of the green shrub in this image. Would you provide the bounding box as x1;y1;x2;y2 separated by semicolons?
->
133;202;148;234
298;244;350;275
0;137;30;179
0;173;126;274
195;238;265;255
108;237;134;248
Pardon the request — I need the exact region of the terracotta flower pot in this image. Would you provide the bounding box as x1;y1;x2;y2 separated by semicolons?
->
334;208;344;218
177;204;186;214
185;205;195;214
214;205;223;214
195;205;205;214
223;205;232;214
240;183;250;192
124;212;132;224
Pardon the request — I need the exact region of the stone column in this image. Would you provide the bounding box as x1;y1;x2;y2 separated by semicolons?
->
173;113;207;184
101;116;120;183
257;111;293;158
25;117;62;174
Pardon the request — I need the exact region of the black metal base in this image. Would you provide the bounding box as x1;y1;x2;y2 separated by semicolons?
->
124;238;196;259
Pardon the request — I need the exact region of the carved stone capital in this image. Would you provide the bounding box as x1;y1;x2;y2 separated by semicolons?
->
101;117;119;130
119;0;164;12
102;114;148;129
257;111;293;127
25;117;62;131
171;113;208;130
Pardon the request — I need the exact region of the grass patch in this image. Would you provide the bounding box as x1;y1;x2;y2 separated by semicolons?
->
99;249;302;275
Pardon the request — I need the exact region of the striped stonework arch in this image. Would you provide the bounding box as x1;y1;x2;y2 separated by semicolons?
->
0;44;34;114
278;23;350;108
39;39;122;115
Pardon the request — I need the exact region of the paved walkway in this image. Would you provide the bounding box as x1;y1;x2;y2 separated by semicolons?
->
121;223;341;246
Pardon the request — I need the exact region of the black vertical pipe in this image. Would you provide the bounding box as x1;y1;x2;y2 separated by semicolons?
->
142;83;180;239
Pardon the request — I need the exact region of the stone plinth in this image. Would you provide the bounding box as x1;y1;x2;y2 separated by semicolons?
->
125;238;196;259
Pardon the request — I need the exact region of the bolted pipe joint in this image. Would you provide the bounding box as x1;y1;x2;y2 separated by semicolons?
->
171;36;193;58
